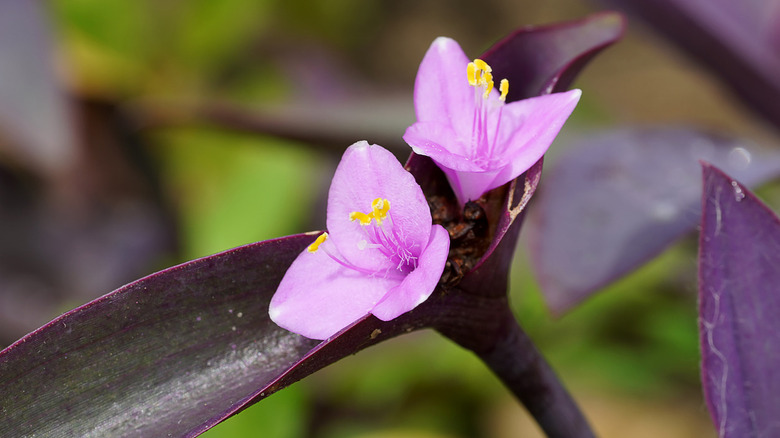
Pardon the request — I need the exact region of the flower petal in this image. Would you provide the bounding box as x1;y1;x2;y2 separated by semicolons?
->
404;122;479;171
489;89;581;189
371;224;450;321
269;239;400;340
447;169;503;205
327;141;432;269
413;37;473;139
404;121;504;204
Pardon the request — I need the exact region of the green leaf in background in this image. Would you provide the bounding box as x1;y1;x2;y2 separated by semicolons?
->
154;128;328;259
201;384;308;438
171;0;275;74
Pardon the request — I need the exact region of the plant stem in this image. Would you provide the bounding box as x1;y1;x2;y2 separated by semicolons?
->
466;308;595;438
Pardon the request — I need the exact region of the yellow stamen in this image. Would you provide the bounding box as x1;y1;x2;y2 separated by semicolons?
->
466;58;509;101
473;59;491;73
483;72;494;98
307;232;328;253
467;62;477;86
371;198;390;224
499;78;509;102
349;211;373;225
349;198;391;226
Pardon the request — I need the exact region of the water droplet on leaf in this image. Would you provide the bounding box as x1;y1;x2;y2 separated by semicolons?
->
731;180;745;202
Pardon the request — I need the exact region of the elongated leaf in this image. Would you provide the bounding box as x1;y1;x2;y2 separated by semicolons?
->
529;127;780;314
598;0;780;128
0;235;320;437
699;164;780;438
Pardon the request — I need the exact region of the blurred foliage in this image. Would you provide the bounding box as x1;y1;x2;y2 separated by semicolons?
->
151;129;326;259
0;0;737;436
514;240;702;396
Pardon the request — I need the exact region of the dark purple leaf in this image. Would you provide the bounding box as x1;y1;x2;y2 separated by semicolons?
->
699;163;780;438
0;1;77;174
529;127;780;314
482;11;626;99
596;0;780;128
0;235;322;437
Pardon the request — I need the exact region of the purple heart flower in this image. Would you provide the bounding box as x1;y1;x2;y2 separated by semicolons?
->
269;141;450;340
403;37;582;205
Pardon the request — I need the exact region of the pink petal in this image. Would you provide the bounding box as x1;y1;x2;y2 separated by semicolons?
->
327;141;432;269
269;239;401;340
410;89;581;205
446;169;503;206
489;89;581;189
404;122;503;204
371;224;450;321
413;37;474;138
404;122;479;171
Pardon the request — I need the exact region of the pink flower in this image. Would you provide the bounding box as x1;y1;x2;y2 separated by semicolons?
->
269;141;450;340
403;37;581;205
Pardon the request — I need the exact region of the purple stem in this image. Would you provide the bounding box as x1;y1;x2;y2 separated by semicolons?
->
445;306;595;438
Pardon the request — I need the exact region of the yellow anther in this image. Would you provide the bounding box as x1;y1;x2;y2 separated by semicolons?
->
483;72;494;98
473;59;491;73
467;62;477;86
307;232;328;253
349;198;391;226
468;58;503;100
371;198;390;224
499;78;509;102
349;211;373;225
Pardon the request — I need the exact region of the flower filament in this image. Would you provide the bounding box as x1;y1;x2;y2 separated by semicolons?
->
466;59;510;166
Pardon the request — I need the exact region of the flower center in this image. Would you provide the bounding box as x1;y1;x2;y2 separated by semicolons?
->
350;198;418;273
306;198;418;277
466;59;509;166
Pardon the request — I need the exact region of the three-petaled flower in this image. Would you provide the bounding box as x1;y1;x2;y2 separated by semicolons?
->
403;37;581;205
270;141;450;340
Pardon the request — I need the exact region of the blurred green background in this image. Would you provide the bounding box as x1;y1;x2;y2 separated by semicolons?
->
9;0;779;436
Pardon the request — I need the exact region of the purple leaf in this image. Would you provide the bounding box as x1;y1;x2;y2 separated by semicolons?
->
699;163;780;438
0;232;445;437
596;0;780;128
481;11;626;98
0;235;321;437
529;127;780;314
